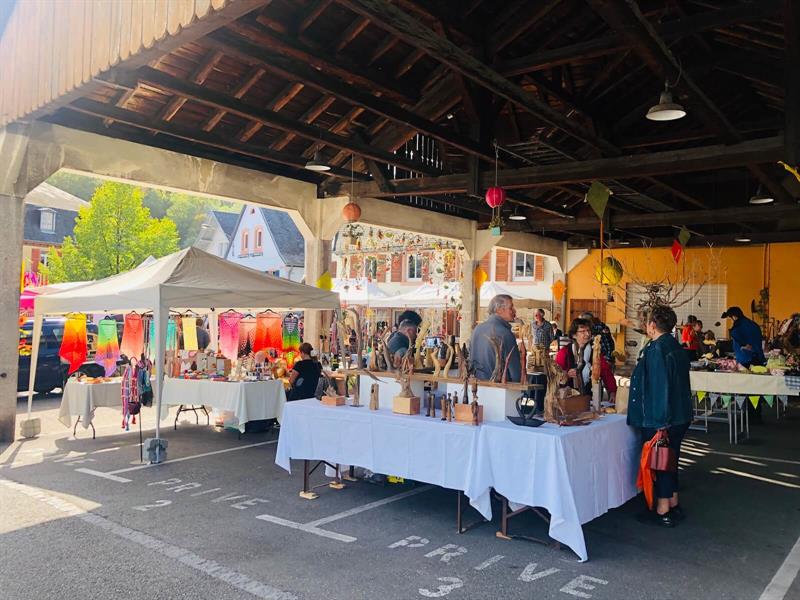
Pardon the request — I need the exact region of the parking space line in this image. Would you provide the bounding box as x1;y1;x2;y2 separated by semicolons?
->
704;450;800;466
107;440;277;474
760;533;800;600
255;514;357;543
74;468;132;483
304;485;433;528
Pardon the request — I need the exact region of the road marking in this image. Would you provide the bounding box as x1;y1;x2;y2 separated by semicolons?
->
0;478;296;600
717;468;800;489
760;533;800;600
255;514;357;543
705;450;800;466
474;555;504;571
304;485;432;527
74;468;132;483
91;447;121;454
107;440;277;474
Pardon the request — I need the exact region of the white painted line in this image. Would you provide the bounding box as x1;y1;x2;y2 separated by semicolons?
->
759;533;800;600
0;478;296;600
107;440;277;474
255;513;357;543
717;468;800;489
90;447;121;455
474;555;505;571
74;468;132;483
730;456;768;467
707;450;800;466
304;485;433;528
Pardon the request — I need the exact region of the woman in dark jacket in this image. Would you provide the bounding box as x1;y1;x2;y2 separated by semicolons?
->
627;305;693;527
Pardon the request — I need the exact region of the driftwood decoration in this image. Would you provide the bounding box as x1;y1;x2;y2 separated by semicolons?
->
483;334;504;382
518;340;527;384
350;375;361;407
413;320;431;370
456;343;469;381
433;343;454;379
369;383;379;410
397;354;415;398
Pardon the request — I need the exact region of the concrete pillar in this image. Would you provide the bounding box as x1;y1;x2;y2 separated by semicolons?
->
459;251;476;342
303;237;328;351
0;193;25;442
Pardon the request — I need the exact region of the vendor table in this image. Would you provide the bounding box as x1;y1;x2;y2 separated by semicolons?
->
276;399;638;562
58;377;124;437
160;378;286;433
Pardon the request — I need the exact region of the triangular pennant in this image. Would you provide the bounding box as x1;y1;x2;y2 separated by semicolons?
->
709;392;720;407
735;395;746;408
671;240;683;264
778;394;789;407
678;226;691;247
316;271;333;291
763;395;774;407
474;265;489;290
586;181;611;218
551;279;566;303
696;390;707;402
721;394;732;408
749;395;761;409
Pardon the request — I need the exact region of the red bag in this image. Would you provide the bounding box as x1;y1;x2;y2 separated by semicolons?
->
649;429;677;472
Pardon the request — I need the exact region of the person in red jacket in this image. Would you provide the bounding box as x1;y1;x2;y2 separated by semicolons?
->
555;318;616;401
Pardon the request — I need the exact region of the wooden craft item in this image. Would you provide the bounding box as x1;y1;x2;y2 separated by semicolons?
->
518;340;527;383
369;383;379;410
426;392;433;417
350;375;361;407
484;335;504;382
471;398;481;426
454;402;482;424
440;395;447;421
446;393;453;422
392;395;420;415
321;395;346;406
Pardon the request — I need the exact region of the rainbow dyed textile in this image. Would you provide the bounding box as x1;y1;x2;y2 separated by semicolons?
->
59;314;87;375
95;318;121;376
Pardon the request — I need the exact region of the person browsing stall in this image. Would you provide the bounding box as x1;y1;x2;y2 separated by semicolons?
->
722;306;765;367
469;294;521;382
531;308;554;349
385;310;422;366
288;342;322;401
555;318;616;400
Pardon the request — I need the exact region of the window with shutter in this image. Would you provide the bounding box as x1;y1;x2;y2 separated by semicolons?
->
496;249;510;281
534;255;545;281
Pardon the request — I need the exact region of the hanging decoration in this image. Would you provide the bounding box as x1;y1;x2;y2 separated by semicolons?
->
120;313;144;359
95;318;121;377
778;161;800;184
316;271;333;291
282;313;301;368
486;144;506;235
218;311;243;360
238;317;257;356
148;319;178;356
182;317;198;351
59;314;88;375
474;265;489;291
671;239;683;264
551;279;566;303
586;181;611;219
254;312;283;353
342;201;362;223
595;256;624;286
678;226;691;248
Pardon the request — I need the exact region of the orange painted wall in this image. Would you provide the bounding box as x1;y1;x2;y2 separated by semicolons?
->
566;243;800;341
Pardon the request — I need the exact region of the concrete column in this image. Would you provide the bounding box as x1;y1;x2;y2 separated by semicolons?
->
303;237;328;351
0;193;25;442
459;251;476;342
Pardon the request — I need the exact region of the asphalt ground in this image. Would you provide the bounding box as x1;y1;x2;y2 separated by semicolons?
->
1;395;799;600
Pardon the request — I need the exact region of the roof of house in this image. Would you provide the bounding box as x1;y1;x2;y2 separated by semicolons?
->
211;210;238;240
23;205;78;245
259;207;304;268
25;182;88;212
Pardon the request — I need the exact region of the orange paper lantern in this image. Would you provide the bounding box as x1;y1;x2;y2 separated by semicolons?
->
342;201;362;223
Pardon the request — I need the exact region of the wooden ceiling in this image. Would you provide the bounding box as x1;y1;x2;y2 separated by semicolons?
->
45;0;799;247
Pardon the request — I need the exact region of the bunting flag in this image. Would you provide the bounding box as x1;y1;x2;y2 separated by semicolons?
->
720;394;732;408
182;317;198;351
678;226;691;247
551;279;566;303
120;313;144;359
218;311;243;360
671;239;683;264
710;392;720;405
316;271;333;291
696;390;707;402
59;314;88;375
474;265;488;291
735;395;746;408
778;394;789;407
94;318;121;377
586;181;611;218
763;395;774;407
253;312;283;353
749;395;761;409
778;161;800;184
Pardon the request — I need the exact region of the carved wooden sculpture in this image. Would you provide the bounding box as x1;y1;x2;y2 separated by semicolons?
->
433;343;454;379
483;334;504;382
369;383;379;410
413;320;431;370
350;375;361;407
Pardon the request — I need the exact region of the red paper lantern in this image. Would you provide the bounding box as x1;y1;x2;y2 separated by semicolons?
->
342;201;362;223
485;186;506;208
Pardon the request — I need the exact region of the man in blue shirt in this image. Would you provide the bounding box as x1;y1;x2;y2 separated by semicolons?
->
721;306;765;367
470;295;522;382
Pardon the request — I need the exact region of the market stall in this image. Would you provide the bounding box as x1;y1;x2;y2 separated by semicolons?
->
29;247;339;449
58;376;125;437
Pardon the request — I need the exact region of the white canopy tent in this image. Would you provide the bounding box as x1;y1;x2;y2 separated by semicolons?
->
331;278;390;305
28;247;340;443
368;281;532;309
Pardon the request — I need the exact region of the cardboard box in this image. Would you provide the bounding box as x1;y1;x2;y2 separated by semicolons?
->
321;395;346;406
454;403;483;424
392;395;420;415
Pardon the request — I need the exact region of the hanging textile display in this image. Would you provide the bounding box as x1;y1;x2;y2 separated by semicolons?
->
59;314;88;375
218;311;243;359
282;313;301;367
238;317;256;356
120;313;144;359
182;317;198;351
148;318;178;356
253;311;283;353
121;361;139;430
95;318;121;377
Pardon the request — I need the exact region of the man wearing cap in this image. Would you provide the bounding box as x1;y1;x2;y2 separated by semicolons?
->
721;306;765;367
470;294;522;382
386;310;422;366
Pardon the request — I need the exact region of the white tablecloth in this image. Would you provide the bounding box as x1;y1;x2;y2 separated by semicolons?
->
690;371;796;396
276;399;478;491
466;416;639;562
58;378;123;428
276;400;639;561
160;378;286;432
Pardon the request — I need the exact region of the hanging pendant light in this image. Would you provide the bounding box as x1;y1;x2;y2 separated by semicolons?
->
749;185;774;205
734;234;752;243
305;149;331;171
508;206;526;221
646;81;686;121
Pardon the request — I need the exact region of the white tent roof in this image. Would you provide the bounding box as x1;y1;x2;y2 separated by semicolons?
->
332;278;390;304
35;247;340;314
368;280;549;309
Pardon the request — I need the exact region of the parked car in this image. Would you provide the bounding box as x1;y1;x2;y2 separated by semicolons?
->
17;318;104;395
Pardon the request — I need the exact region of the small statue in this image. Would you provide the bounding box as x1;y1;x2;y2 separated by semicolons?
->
440;394;447;421
471;392;480;426
325;383;339;398
369;383;379;410
446;393;453;422
350;375;361;407
426;392;433;417
453;390;459;405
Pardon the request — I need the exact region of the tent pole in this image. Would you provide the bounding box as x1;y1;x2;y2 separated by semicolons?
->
209;309;219;353
26;312;43;421
152;302;167;459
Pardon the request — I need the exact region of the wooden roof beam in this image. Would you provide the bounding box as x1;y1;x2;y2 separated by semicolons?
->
338;0;619;155
156;49;225;124
331;136;785;197
201;65;264;132
104;66;435;175
786;0;800;166
271;95;336;151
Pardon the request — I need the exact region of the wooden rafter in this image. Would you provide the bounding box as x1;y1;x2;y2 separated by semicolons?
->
201;65;264;132
270;94;336;151
786;0;800;165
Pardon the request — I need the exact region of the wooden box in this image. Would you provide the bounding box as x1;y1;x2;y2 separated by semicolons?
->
392;395;420;415
454;403;483;424
561;394;590;415
321;395;346;406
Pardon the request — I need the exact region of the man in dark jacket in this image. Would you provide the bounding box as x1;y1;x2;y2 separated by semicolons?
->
722;306;765;367
627;305;692;528
470;295;521;382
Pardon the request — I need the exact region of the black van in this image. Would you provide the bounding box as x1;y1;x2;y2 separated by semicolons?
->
17;318;103;395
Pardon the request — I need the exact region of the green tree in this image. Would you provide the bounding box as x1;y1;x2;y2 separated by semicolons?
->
43;182;179;282
166;194;214;247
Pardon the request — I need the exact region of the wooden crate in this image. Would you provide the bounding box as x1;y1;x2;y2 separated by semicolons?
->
392;395;420;415
454;403;483;424
321;395;346;406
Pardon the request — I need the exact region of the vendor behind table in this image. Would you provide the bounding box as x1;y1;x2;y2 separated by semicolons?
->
469;294;521;382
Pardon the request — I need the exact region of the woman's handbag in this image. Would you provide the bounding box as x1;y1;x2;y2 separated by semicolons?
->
649;429;677;472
